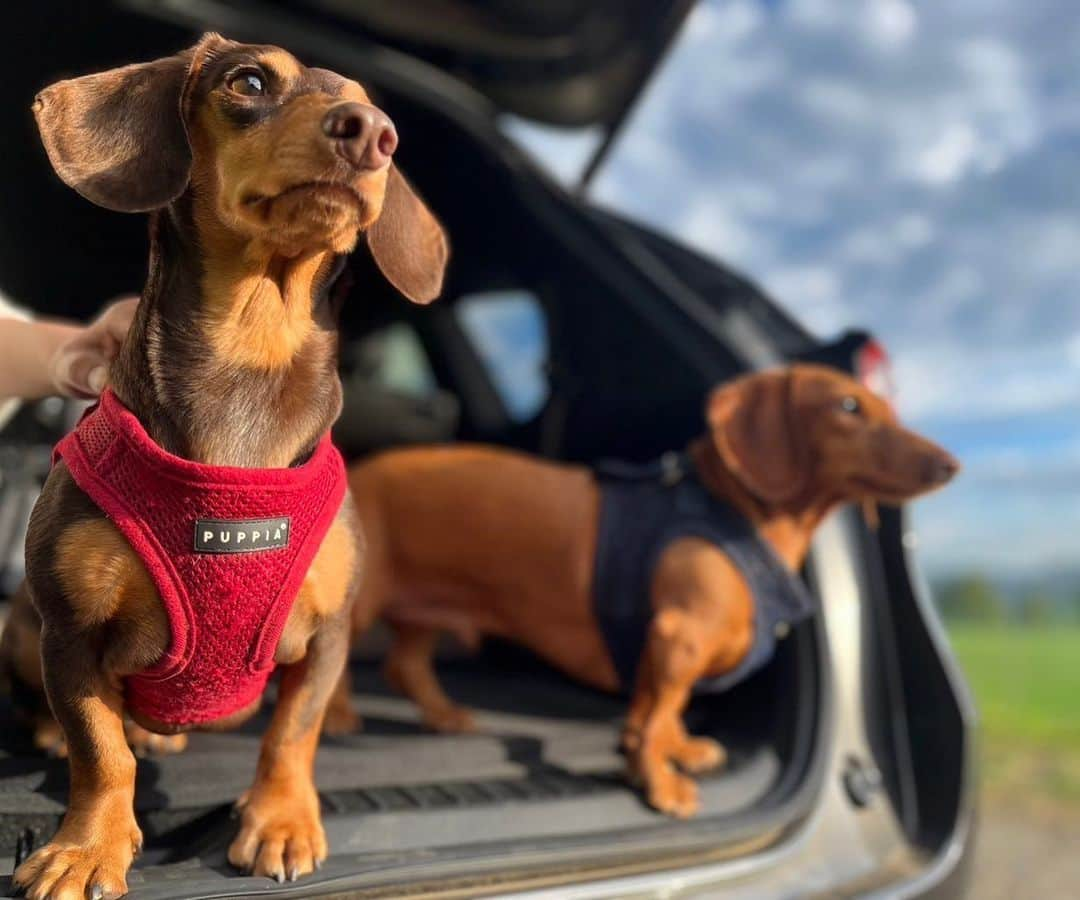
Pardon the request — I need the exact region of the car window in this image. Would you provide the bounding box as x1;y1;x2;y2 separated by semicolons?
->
456;290;549;422
351;322;437;397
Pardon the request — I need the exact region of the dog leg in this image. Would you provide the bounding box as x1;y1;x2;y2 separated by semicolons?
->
124;721;189;757
621;656;657;756
0;582;70;758
13;628;142;900
32;712;68;758
228;613;348;882
383;622;475;733
29;716;188;760
322;664;361;735
668;718;727;774
626;608;709;818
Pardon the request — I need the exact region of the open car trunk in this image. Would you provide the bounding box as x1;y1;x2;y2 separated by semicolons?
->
0;1;848;896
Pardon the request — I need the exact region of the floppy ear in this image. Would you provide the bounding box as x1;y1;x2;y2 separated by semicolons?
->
706;369;808;504
367;165;449;304
32;33;226;212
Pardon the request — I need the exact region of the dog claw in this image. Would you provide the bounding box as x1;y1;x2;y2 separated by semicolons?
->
314;858;323;870
92;885;105;900
228;785;325;885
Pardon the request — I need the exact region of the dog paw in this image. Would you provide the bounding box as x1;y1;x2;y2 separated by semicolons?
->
620;727;643;755
321;701;362;736
644;765;701;819
13;817;141;900
32;718;68;758
125;721;188;757
228;783;327;882
671;736;727;773
424;704;476;734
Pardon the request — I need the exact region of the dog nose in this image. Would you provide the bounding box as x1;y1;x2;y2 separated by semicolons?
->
322;102;398;171
924;452;960;485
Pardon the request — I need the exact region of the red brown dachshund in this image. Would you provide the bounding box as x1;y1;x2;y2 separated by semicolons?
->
9;33;447;899
328;365;957;818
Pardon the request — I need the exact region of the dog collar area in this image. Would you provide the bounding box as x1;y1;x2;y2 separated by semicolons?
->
71;389;338;487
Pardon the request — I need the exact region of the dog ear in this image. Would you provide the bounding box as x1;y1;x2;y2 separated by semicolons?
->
366;165;449;304
706;369;808;504
32;33;228;213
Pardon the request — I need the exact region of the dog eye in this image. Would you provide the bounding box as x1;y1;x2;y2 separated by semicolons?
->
227;70;266;97
839;396;863;416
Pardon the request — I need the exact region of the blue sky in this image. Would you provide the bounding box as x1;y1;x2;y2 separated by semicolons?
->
507;0;1080;579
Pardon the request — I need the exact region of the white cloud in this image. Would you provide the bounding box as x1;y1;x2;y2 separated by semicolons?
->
923;264;983;313
693;0;763;46
787;0;843;30
1023;215;1080;278
839;214;935;266
760;264;844;333
894;213;934;248
913;491;1080;577
912;121;979;184
892;339;1080;423
801;79;872;124
861;0;918;48
497;117;602;187
681;201;760;263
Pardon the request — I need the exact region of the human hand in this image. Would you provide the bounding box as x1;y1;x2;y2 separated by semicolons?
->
49;296;138;398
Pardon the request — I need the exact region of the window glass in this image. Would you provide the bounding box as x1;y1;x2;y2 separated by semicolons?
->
353;322;436;397
456;291;549;422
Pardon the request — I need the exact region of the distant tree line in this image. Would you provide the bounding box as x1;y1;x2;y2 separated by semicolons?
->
934;575;1080;625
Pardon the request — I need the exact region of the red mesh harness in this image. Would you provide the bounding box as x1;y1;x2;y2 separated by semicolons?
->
53;389;347;727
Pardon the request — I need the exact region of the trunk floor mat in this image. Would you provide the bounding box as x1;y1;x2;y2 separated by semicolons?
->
0;649;784;896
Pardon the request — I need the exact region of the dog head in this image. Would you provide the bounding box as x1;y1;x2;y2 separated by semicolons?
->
32;33;447;303
704;364;959;508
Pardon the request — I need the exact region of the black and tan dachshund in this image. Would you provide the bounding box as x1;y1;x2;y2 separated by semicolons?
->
7;33;447;899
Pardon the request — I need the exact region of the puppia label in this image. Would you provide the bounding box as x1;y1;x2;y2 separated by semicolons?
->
194;517;291;554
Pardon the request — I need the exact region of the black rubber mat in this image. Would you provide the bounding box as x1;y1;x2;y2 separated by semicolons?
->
0;645;786;898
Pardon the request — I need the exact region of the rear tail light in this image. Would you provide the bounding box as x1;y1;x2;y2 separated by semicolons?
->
856;338;895;402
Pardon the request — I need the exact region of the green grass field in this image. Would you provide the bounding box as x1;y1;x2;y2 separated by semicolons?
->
947;626;1080;808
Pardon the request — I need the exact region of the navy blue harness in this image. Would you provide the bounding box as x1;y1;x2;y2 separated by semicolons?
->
592;453;815;694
